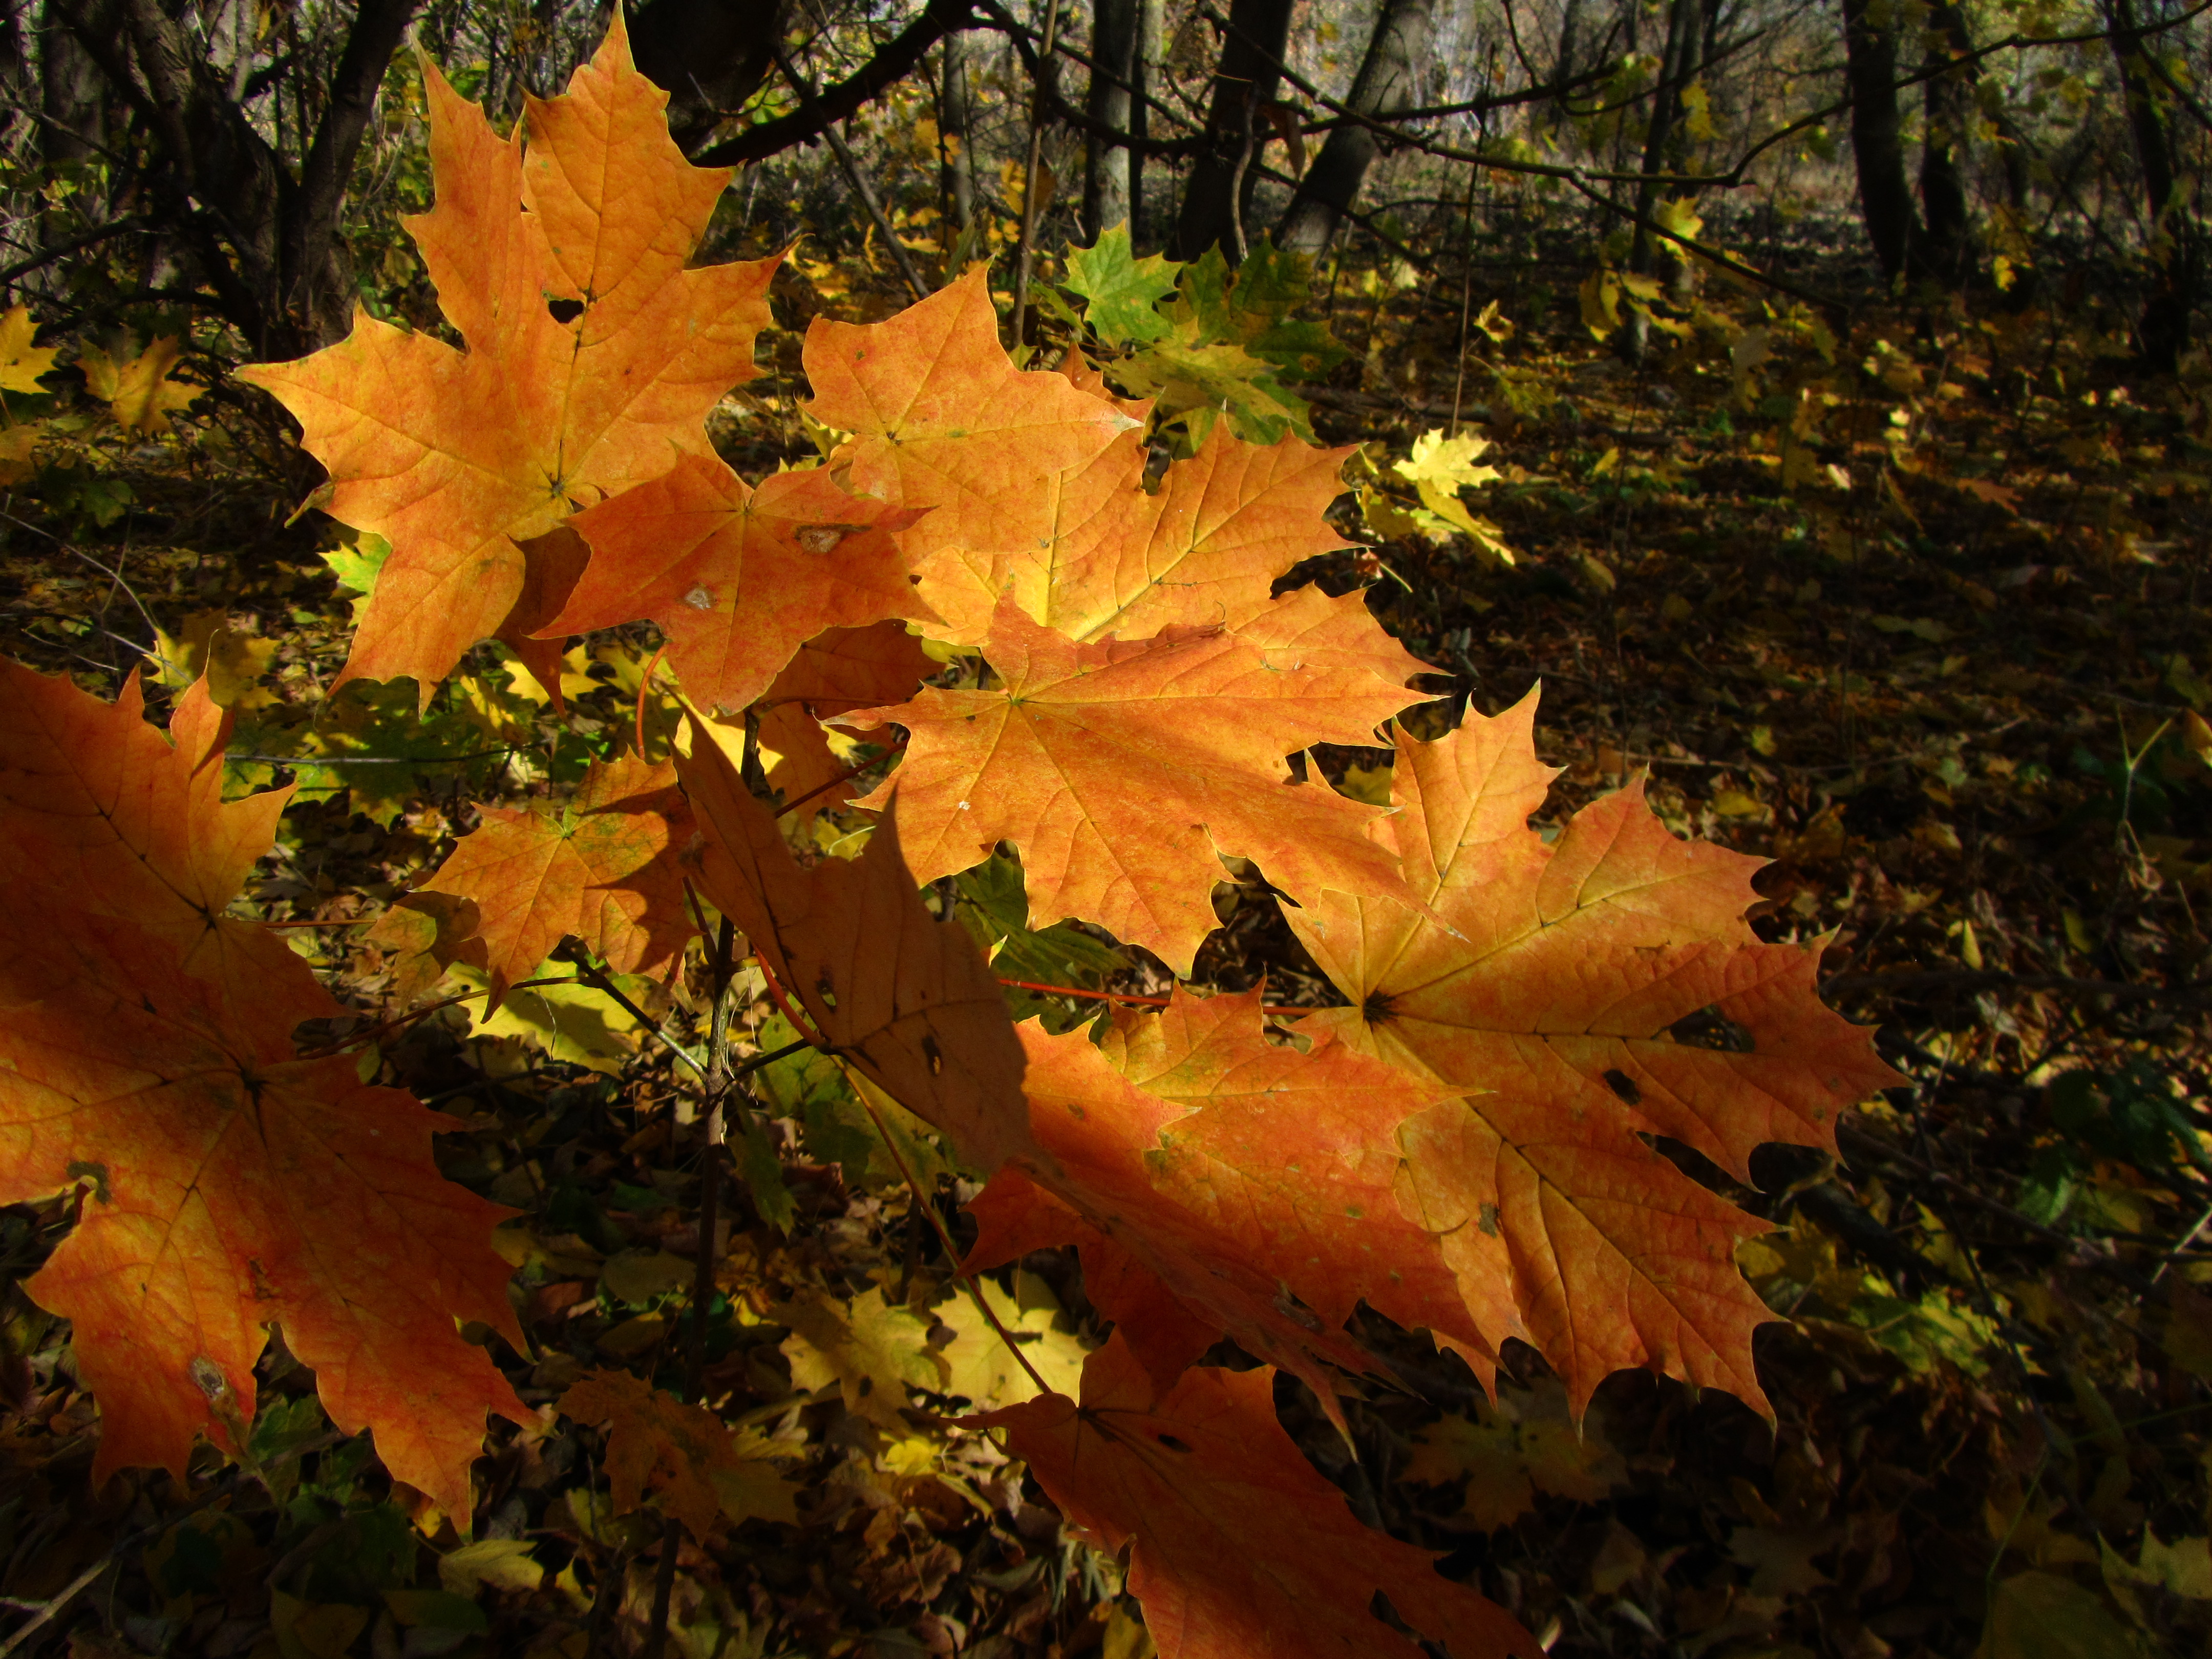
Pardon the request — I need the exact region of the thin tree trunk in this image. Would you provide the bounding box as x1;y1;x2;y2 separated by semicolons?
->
1169;0;1293;262
2105;0;2194;370
1919;0;1976;285
1274;0;1434;256
1131;0;1162;244
1841;0;1923;283
940;29;976;242
1084;0;1139;239
1620;0;1697;361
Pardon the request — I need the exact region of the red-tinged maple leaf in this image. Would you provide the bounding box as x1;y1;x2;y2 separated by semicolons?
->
756;623;935;822
839;599;1432;974
804;270;1140;606
0;660;337;1030
242;15;776;697
976;1339;1541;1659
562;1369;767;1538
1285;691;1903;1413
549;458;933;715
964;989;1492;1406
675;720;1034;1172
0;897;525;1513
413;754;696;1010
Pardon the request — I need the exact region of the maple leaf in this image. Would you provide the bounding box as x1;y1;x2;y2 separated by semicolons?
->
976;1340;1541;1659
413;753;696;1009
0;306;58;393
1064;224;1182;344
911;419;1359;649
1406;1379;1628;1530
561;1369;794;1536
804;269;1141;605
1285;691;1903;1412
756;623;935;822
79;336;200;434
0;660;336;1029
964;989;1483;1406
839;600;1432;974
931;1272;1093;1408
549;457;933;715
1393;429;1509;559
242;14;777;696
675;718;1034;1171
779;1286;946;1428
0;897;526;1514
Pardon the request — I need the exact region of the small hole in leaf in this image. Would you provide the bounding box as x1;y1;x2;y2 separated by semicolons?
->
1603;1068;1642;1105
1155;1433;1193;1453
1670;1007;1755;1053
547;297;585;324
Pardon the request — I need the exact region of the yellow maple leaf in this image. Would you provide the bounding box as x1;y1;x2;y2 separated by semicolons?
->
0;307;59;394
79;336;200;434
1392;430;1513;563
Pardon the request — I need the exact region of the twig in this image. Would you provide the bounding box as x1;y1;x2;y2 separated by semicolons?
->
774;49;930;303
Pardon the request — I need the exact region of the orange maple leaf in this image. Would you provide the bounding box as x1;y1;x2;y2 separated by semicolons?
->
804;270;1142;593
413;753;697;1009
562;1369;750;1539
966;989;1492;1407
675;720;1034;1173
914;421;1359;647
0;660;337;1030
0;664;524;1511
977;1340;1541;1659
242;14;776;697
755;623;935;822
0;900;524;1514
839;600;1432;974
1286;691;1904;1412
549;457;932;716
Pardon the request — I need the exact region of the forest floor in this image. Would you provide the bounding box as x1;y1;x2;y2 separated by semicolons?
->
1;235;2209;1659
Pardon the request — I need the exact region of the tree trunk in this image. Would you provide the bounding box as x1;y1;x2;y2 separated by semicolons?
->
1919;0;1976;285
38;0;109;166
1131;0;1162;244
1840;0;1923;283
47;0;422;356
1169;0;1294;262
1274;0;1434;257
1083;0;1139;239
1620;0;1698;361
2105;0;2194;370
939;29;976;241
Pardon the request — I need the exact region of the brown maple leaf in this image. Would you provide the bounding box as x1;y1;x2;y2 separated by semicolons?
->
0;897;526;1514
977;1339;1541;1659
413;753;696;1009
0;661;337;1030
1286;691;1904;1412
242;15;776;697
839;599;1432;974
756;623;935;823
965;989;1488;1406
562;1369;788;1538
675;719;1034;1173
549;457;934;716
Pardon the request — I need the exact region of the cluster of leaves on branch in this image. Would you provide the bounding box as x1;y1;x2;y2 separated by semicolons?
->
0;19;1907;1658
